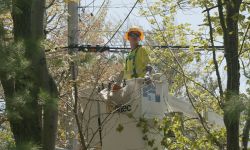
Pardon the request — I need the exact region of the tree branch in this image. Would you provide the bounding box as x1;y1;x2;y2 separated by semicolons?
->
202;3;225;13
239;22;250;55
45;0;56;9
47;14;57;24
239;48;250;56
217;0;228;44
204;4;224;107
45;13;65;35
240;59;250;79
242;112;250;150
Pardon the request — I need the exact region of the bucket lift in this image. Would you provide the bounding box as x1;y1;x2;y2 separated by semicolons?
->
81;73;168;150
80;72;224;150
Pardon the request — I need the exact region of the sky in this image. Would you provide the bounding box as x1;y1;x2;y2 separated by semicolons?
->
0;99;4;113
80;0;204;32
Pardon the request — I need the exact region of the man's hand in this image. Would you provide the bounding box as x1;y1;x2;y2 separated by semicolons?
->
144;73;152;84
111;83;122;92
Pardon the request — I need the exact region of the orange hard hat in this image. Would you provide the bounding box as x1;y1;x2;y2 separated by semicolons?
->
124;26;144;41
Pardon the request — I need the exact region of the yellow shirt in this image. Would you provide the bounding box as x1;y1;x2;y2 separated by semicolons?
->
124;46;150;79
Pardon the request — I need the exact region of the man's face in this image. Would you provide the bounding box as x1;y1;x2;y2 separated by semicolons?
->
128;32;141;45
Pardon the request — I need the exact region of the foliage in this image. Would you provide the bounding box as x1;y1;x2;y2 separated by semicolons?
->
0;121;15;150
0;42;30;80
0;0;11;14
136;113;226;149
139;0;249;149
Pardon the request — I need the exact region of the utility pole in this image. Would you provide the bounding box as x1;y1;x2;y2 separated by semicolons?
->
67;1;81;150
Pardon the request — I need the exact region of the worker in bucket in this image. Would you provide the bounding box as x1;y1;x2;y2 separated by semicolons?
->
124;26;152;80
110;26;152;92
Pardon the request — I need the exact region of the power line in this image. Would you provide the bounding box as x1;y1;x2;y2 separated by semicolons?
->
77;29;210;37
79;5;150;9
81;0;97;8
79;0;108;39
74;45;224;52
45;45;224;54
79;2;155;8
46;0;140;54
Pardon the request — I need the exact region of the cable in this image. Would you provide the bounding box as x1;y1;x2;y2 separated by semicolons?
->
101;0;140;48
82;0;97;8
81;6;151;9
80;0;108;41
82;2;155;8
45;44;224;54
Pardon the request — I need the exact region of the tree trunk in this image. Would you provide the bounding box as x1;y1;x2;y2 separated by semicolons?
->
0;0;58;149
31;1;58;149
2;79;42;148
6;0;42;148
222;0;242;150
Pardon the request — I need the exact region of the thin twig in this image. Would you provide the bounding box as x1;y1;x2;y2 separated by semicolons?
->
240;58;250;79
239;22;250;55
45;0;56;9
46;14;57;24
202;3;224;13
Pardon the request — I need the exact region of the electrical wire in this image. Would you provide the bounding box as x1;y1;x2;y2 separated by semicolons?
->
101;0;140;48
84;0;98;8
82;2;155;8
80;0;108;42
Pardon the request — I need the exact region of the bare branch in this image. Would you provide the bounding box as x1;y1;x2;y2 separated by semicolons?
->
240;59;250;79
239;22;250;55
80;0;107;41
45;14;65;35
202;3;224;13
239;48;250;56
47;14;57;24
205;4;224;107
217;0;228;43
46;0;56;9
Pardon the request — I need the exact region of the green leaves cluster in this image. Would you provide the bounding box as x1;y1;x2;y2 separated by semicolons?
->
0;122;15;150
0;0;11;14
137;114;225;149
0;42;30;80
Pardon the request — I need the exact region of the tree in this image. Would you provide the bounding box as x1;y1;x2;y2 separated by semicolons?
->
0;0;58;149
140;0;247;149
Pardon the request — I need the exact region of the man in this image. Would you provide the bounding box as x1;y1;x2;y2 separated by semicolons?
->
110;26;151;92
124;26;151;79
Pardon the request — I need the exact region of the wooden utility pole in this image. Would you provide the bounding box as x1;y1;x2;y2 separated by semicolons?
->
67;1;80;150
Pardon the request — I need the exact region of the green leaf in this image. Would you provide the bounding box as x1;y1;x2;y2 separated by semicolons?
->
148;139;155;147
116;124;124;133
